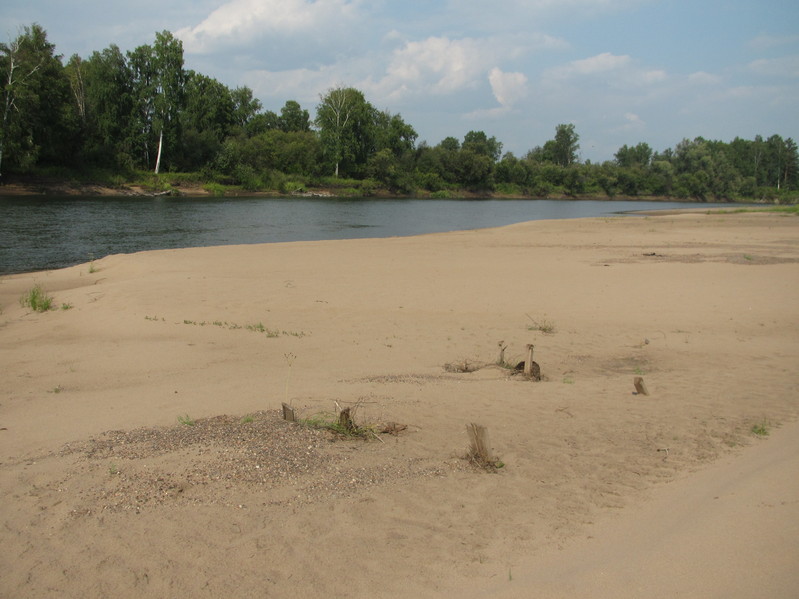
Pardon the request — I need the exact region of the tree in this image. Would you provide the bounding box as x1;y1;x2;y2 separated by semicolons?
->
550;123;580;167
278;100;310;132
179;71;235;170
373;110;417;157
462;130;502;162
315;87;374;177
73;45;135;168
614;142;652;168
0;24;72;177
230;86;262;129
126;31;185;173
151;31;185;173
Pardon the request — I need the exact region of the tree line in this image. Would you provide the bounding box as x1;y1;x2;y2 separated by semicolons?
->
2;24;797;201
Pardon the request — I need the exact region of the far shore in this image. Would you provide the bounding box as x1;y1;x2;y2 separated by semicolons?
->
0;175;769;203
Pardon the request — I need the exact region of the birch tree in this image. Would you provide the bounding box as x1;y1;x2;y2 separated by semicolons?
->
127;31;185;173
315;87;373;177
0;25;55;177
151;31;185;174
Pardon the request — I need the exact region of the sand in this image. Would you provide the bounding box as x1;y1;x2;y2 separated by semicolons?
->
1;211;797;598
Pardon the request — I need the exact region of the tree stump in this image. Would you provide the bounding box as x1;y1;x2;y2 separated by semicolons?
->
466;423;493;465
634;377;649;396
338;407;355;433
281;402;296;422
516;344;541;381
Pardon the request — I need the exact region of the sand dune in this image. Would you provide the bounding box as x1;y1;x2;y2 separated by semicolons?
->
1;211;797;597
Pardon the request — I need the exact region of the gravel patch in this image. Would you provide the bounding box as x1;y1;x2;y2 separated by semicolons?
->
58;410;459;514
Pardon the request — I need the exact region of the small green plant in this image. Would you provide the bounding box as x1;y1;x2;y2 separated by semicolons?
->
525;313;556;334
562;376;575;384
50;385;64;394
633;366;645;375
177;414;195;426
109;462;119;475
60;302;73;310
241;415;254;424
743;254;754;261
180;317;305;337
20;285;54;312
301;403;374;439
751;420;769;437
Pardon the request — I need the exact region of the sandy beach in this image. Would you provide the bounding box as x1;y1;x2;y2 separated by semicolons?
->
1;211;797;597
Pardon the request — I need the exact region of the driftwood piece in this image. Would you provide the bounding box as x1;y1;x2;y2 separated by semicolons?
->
634;377;649;396
497;341;507;365
380;422;408;435
281;402;296;422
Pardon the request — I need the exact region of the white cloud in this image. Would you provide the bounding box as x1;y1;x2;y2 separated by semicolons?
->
488;67;528;108
688;71;722;85
367;36;495;99
545;52;667;88
177;0;362;53
558;52;632;76
748;56;799;78
618;111;645;131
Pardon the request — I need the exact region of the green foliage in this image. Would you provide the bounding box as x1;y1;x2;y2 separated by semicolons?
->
300;409;375;440
526;315;556;334
20;285;53;312
2;24;798;200
177;414;195;426
315;86;375;178
751;420;769;437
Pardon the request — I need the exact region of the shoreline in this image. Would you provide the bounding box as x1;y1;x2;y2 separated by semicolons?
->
0;176;763;204
1;213;797;597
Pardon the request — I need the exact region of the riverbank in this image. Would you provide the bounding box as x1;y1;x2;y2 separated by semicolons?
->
0;173;766;202
1;212;797;597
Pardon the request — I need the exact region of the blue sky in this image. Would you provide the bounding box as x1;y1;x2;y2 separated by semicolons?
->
2;0;797;162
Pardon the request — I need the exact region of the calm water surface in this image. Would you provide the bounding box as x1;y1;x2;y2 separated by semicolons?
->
0;196;726;275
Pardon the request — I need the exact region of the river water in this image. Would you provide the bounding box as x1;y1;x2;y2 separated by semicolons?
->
0;195;729;275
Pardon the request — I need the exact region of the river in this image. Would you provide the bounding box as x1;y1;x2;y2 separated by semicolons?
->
0;195;732;275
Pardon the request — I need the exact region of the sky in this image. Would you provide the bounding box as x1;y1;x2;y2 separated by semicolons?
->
2;0;798;162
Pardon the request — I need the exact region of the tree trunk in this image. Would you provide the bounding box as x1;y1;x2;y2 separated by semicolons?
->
0;55;16;179
154;128;163;174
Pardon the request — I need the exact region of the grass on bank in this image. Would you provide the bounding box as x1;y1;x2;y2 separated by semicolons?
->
12;165;799;202
710;205;799;215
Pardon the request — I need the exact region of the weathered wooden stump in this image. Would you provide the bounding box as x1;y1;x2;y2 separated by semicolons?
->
514;344;541;381
634;377;649;396
281;402;296;422
466;423;493;465
338;407;355;432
